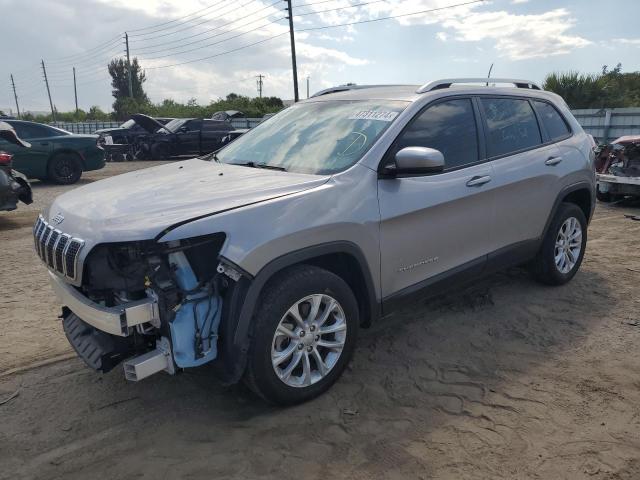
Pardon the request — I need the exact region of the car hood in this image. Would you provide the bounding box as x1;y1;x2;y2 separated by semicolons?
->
94;127;126;135
47;158;329;242
131;113;169;134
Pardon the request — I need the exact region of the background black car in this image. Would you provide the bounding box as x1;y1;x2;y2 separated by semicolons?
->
131;114;244;159
95;117;174;146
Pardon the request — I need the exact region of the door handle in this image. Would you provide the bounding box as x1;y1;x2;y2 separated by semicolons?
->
40;142;49;146
545;156;563;166
466;175;492;187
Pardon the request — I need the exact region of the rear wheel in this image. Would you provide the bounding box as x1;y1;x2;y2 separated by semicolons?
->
530;203;587;285
244;265;358;405
47;153;82;184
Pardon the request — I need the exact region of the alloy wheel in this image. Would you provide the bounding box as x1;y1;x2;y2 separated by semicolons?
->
554;216;582;274
271;294;347;388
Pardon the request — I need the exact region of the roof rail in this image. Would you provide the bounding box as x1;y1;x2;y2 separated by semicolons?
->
416;78;542;94
310;84;406;98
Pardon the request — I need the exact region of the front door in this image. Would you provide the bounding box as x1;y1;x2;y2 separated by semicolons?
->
378;98;494;298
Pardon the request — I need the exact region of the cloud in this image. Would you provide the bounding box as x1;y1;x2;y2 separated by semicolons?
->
436;31;448;42
612;38;640;46
441;8;591;60
510;0;530;4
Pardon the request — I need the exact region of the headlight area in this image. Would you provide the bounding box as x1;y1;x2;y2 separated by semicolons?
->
68;233;231;381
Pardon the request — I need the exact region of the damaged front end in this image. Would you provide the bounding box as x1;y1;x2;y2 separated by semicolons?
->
57;233;238;381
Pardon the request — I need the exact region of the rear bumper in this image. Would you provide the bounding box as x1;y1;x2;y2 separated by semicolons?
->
49;271;160;336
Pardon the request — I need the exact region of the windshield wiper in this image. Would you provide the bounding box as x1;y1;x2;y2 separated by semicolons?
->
236;161;287;172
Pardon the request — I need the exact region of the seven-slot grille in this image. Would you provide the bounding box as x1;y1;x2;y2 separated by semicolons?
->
33;216;84;280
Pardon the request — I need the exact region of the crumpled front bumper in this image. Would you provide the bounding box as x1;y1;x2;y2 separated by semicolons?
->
48;271;160;337
0;168;32;211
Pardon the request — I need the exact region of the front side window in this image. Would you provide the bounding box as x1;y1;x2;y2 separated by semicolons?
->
216;100;408;175
533;100;570;141
392;98;479;170
481;98;542;157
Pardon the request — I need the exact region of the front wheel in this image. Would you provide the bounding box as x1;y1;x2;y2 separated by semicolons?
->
244;265;358;405
530;203;587;285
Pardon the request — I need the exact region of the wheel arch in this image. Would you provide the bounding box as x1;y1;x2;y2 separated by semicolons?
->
542;182;594;241
215;242;379;384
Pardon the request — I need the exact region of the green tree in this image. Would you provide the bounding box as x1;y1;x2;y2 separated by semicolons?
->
108;57;149;119
543;64;640;109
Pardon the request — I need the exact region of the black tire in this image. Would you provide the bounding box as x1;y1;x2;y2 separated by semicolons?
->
47;153;83;185
151;143;170;160
244;265;359;405
530;203;587;286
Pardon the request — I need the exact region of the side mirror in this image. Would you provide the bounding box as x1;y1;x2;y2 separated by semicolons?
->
179;126;188;133
389;147;444;175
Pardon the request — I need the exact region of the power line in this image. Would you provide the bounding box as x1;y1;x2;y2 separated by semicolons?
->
129;0;238;38
127;0;233;33
136;12;285;57
132;0;281;51
297;0;484;32
141;0;483;70
292;0;341;8
45;36;123;65
141;18;286;60
145;31;288;69
294;0;388;17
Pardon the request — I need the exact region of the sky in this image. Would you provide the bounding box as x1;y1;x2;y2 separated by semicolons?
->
1;0;639;114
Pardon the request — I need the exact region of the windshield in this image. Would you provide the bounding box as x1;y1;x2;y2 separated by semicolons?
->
216;100;408;175
120;119;135;128
163;118;190;133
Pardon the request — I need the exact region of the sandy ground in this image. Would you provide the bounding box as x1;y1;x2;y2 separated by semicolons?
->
1;163;639;479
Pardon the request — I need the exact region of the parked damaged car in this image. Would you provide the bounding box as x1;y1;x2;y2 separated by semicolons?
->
0;122;32;212
595;135;640;202
94;117;174;146
36;79;595;405
131;114;245;159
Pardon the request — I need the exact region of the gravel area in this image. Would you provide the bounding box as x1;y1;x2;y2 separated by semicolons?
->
0;163;639;479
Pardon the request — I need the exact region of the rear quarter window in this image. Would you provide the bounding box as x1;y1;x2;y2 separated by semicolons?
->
533;100;571;141
480;98;542;157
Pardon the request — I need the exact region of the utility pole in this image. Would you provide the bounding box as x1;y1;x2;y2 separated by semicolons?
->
256;74;264;98
285;0;299;102
73;67;78;113
306;75;310;99
125;32;133;98
41;59;56;121
10;74;20;119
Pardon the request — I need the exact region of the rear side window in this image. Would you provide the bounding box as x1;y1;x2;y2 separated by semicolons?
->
533;100;570;141
394;98;479;170
480;98;542;157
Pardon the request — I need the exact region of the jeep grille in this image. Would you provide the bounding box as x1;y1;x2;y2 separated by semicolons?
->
33;215;84;280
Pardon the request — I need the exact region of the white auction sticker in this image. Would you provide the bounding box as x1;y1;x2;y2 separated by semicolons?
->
349;111;399;122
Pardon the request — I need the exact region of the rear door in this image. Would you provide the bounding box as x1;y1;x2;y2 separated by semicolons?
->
479;96;567;251
378;97;494;298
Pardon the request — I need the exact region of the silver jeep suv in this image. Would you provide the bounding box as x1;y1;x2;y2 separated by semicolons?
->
35;78;595;404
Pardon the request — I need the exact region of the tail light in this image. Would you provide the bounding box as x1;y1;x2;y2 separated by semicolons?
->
0;151;12;166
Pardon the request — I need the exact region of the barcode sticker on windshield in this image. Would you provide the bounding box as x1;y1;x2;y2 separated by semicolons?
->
349;111;399;122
